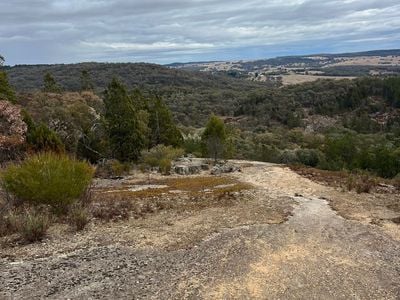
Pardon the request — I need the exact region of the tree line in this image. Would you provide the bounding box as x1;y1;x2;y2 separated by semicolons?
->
1;62;229;165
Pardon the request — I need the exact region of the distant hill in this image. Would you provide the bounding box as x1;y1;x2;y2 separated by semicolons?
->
2;62;268;92
2;62;273;126
2;49;399;127
167;49;400;80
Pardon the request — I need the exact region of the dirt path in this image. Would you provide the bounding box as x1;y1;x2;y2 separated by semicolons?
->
1;162;399;299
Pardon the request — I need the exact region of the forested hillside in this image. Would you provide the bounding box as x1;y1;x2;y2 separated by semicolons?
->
236;77;400;132
3;63;272;126
2;60;400;179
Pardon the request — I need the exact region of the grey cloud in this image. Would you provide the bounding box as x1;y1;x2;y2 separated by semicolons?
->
0;0;399;64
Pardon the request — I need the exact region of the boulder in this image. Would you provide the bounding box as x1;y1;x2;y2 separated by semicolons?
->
174;165;190;175
211;163;241;175
201;164;210;170
173;164;202;175
188;165;202;174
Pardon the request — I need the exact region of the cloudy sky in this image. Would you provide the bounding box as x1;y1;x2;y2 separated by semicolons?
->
1;0;400;65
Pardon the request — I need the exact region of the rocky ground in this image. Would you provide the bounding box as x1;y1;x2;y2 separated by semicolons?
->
1;161;399;299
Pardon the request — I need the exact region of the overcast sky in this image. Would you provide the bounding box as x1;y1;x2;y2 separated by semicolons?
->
1;0;400;65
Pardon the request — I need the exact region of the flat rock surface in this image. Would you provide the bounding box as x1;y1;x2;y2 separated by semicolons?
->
1;161;399;299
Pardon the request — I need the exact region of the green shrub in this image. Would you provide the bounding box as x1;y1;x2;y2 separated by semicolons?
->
1;152;94;212
159;158;172;175
279;150;299;165
183;136;202;156
68;204;90;231
296;149;322;167
141;145;184;174
95;159;131;178
18;208;50;242
111;160;131;177
22;111;65;153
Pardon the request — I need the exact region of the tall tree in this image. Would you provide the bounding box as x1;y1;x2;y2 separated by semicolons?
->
43;72;61;93
104;78;146;161
201;115;227;162
22;110;65;153
147;96;182;148
0;54;16;103
80;70;94;91
0;72;16;103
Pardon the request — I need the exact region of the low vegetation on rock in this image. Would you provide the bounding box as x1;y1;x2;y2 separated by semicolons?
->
2;152;94;211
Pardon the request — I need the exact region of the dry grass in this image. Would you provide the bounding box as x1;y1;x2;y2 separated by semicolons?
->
68;205;90;231
346;174;377;194
97;176;252;198
91;176;253;222
289;165;396;194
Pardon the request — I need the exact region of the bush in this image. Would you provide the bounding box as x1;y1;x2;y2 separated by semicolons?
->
111;160;131;177
346;173;376;193
159;158;172;175
279;150;299;164
68;204;90;231
183;136;202;156
95;159;130;178
346;175;356;192
296;149;322;167
0;209;19;237
18;208;50;242
355;175;376;194
22;110;64;153
1;152;94;212
392;174;400;190
141;145;184;174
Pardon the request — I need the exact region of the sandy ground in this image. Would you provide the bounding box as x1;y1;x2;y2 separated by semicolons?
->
280;74;356;86
327;56;400;67
1;161;399;299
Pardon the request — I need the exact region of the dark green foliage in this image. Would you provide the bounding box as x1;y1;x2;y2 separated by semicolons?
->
76;126;108;163
80;70;94;91
295;149;321;167
324;134;357;170
5;62;272;126
22;111;65;153
236;76;400;133
202;115;227;161
321;133;400;178
147;96;183;147
104;78;146;162
43;72;62;93
3;60;400;178
383;77;400;108
0;71;16;103
183;136;202;156
18;91;103;154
